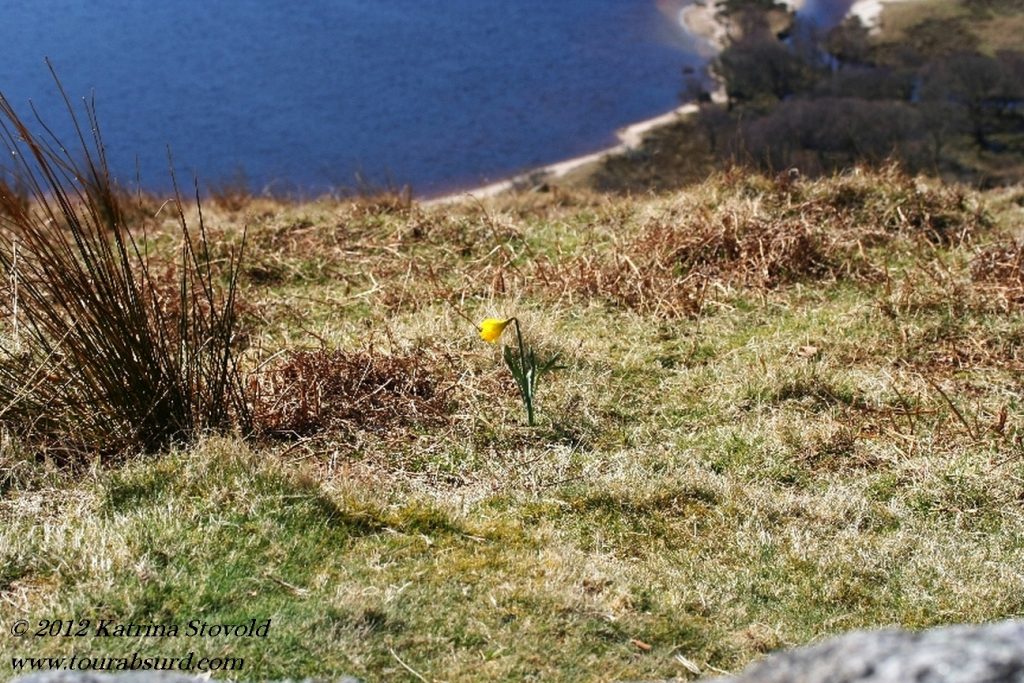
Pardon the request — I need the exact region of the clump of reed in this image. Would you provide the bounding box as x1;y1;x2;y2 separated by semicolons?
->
0;70;248;459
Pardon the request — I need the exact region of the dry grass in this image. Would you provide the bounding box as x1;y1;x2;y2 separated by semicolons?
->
972;241;1024;306
529;166;987;317
343;186;414;216
250;348;453;440
878;0;1024;53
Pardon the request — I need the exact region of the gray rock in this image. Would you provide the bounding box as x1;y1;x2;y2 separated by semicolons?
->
710;620;1024;683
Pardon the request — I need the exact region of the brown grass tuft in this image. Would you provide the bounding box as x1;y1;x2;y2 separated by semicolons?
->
208;171;254;213
534;166;989;317
533;234;711;318
971;241;1024;305
250;348;452;439
343;180;414;217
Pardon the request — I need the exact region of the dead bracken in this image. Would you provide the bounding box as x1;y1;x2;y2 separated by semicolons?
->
971;241;1024;306
531;166;988;317
250;348;451;439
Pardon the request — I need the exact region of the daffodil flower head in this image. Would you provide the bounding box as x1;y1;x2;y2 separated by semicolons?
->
479;317;512;343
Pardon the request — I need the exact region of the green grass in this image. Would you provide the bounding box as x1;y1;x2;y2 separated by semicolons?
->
3;170;1024;681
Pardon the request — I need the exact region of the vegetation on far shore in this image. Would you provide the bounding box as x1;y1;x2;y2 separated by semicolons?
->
2;1;1024;681
586;0;1024;194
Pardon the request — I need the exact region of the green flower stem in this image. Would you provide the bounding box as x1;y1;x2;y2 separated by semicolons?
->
511;318;535;426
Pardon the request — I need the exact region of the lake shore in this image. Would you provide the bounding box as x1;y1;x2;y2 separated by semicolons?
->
425;0;919;205
423;98;717;205
424;4;724;205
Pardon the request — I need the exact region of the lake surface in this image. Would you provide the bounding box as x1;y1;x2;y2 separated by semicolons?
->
0;1;706;198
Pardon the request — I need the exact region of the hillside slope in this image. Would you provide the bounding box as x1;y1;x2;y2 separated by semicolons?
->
2;168;1024;681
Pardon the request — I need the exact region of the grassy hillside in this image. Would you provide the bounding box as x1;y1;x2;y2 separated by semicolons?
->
877;0;1024;54
3;167;1024;681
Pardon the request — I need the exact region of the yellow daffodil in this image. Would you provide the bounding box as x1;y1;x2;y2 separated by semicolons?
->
479;317;511;343
475;315;562;425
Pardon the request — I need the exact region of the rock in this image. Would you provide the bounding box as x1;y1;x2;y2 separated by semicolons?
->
709;620;1024;683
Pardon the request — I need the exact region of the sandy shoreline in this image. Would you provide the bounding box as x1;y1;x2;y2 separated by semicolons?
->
424;0;909;206
848;0;917;29
423;100;709;206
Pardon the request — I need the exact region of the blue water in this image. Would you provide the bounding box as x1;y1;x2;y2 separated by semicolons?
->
796;0;857;30
0;1;705;197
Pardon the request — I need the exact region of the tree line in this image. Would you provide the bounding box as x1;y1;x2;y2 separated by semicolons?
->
692;0;1024;185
